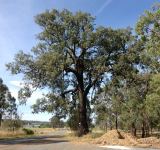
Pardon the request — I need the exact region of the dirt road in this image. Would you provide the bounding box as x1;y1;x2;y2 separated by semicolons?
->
0;130;103;150
0;130;158;150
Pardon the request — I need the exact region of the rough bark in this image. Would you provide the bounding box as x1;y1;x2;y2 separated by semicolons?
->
141;121;145;138
115;112;118;130
150;127;153;135
78;91;89;136
76;59;89;136
105;122;107;132
131;123;137;137
146;125;150;137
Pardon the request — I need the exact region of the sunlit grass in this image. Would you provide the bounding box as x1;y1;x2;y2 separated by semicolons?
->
65;129;104;143
0;129;26;139
0;127;55;139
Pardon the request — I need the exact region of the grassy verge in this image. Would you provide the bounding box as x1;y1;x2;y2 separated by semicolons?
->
65;130;104;143
0;128;55;140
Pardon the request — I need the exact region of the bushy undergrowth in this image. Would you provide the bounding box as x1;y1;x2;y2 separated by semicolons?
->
22;128;34;135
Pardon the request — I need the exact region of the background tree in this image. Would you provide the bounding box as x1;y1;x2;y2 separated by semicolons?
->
5;91;17;119
50;116;64;128
0;78;8;126
94;86;122;131
0;78;18;127
145;74;160;132
2;115;22;131
136;3;160;135
94;3;160;137
136;3;160;73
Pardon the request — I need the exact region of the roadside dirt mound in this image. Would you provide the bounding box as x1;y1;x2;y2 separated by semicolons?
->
94;130;138;146
137;137;160;148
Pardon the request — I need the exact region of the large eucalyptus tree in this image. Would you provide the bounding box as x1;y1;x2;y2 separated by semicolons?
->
7;9;136;135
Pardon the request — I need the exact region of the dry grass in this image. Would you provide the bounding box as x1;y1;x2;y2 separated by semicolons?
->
0;129;26;138
66;130;104;143
32;128;55;135
0;128;55;139
137;137;160;148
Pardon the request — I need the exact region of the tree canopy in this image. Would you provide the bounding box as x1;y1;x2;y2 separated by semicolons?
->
0;78;17;126
6;9;140;135
6;4;160;136
94;3;160;137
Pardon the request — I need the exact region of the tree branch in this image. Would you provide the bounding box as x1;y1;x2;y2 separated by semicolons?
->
61;87;78;98
64;66;78;76
84;72;103;96
79;48;86;58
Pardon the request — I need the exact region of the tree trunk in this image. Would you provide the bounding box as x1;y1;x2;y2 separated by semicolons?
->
0;114;2;127
78;91;89;136
105;122;107;132
76;59;89;136
115;112;118;130
109;109;112;130
151;127;153;135
109;118;112;130
141;121;145;138
131;123;137;137
146;125;149;137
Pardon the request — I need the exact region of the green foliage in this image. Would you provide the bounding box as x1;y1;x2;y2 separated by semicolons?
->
6;4;160;136
145;73;160;129
94;3;160;137
136;3;160;72
7;9;137;135
67;108;79;131
39;123;51;128
50;116;64;128
22;128;34;135
136;3;160;132
32;94;68;119
0;78;9;120
0;78;18;126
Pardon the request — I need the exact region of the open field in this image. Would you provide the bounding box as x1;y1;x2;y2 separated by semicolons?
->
31;128;55;135
65;129;104;143
0;128;55;139
0;130;25;139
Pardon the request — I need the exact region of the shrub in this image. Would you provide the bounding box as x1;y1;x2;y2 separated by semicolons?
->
22;128;34;135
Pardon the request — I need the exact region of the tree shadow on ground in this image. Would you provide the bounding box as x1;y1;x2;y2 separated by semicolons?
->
0;135;68;145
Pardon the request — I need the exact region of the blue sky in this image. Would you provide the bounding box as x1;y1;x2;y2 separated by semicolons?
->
0;0;158;121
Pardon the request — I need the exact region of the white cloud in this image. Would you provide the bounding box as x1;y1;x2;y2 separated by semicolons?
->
9;81;50;121
10;80;24;88
95;0;113;16
27;90;45;105
10;89;19;100
9;86;41;105
9;80;48;105
10;80;33;89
